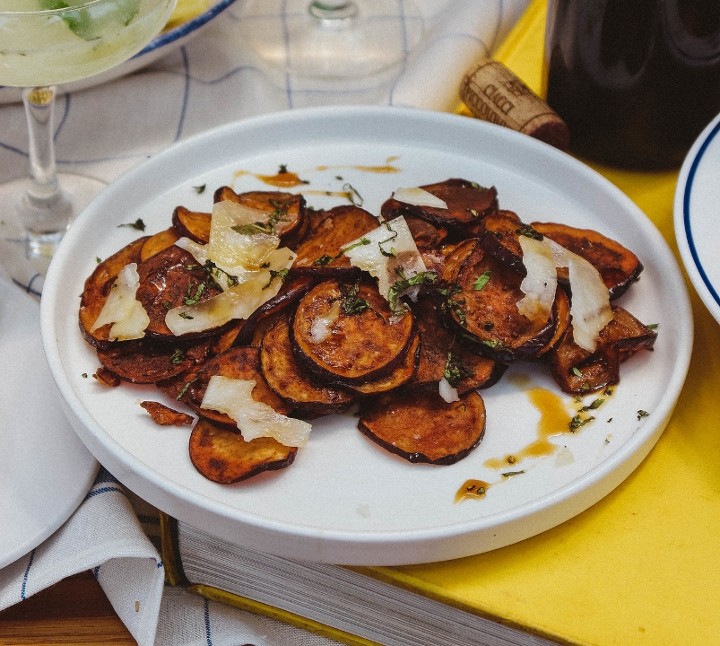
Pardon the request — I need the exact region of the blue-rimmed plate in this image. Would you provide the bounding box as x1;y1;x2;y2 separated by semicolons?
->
0;0;236;105
674;113;720;326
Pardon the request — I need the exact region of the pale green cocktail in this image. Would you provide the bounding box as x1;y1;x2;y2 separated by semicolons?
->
0;0;176;258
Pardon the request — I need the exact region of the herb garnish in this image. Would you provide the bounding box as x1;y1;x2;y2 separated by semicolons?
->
343;183;363;207
184;282;206;306
443;351;473;388
473;271;491;291
339;282;369;315
118;218;145;231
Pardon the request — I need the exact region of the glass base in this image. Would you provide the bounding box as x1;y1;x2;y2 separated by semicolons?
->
238;0;424;80
0;172;106;293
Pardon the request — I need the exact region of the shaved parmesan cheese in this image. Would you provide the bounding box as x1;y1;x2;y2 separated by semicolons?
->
208;200;281;271
518;235;612;352
310;299;341;343
166;247;295;335
393;186;448;209
166;199;297;334
517;235;558;322
342;216;427;303
201;376;311;448
90;263;149;341
438;377;460;403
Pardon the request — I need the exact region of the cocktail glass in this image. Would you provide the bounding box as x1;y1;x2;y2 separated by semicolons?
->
0;0;177;258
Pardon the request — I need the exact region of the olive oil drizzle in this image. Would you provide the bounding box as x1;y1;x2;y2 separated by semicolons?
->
456;383;611;504
233;157;402;189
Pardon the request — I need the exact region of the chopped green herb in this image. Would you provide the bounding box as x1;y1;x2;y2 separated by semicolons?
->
171;348;185;365
343;183;363;206
184;282;206;306
637;410;650;420
387;270;437;315
118;218;146;232
263;268;289;290
443;351;473;388
517;224;543;240
339;282;369;315
473;271;491;291
193;184;207;194
569;414;595;432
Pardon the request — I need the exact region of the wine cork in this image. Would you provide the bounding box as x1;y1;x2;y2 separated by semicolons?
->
460;59;569;151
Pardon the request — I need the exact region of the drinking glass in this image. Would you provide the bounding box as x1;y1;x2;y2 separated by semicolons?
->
237;0;424;80
0;0;177;258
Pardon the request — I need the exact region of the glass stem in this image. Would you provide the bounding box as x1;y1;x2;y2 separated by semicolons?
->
22;86;62;207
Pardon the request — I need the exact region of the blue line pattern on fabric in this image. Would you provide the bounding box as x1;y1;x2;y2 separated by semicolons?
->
204;597;213;646
19;549;36;601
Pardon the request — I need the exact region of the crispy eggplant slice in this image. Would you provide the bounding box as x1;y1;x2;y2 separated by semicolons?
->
412;297;505;393
381;178;498;236
96;337;212;384
171;206;211;243
479;209;527;274
189;418;296;484
260;316;355;417
139;228;180;262
390;213;448;251
232;273;316;347
79;236;149;348
291;279;415;385
346;332;421;396
213;187;308;248
140;400;194;426
358;389;486;465
135;245;225;339
549;306;657;393
440;239;556;362
531;221;643;298
293;205;379;270
175;346;291;425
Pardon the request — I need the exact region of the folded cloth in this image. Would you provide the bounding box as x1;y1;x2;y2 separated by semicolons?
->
0;1;530;643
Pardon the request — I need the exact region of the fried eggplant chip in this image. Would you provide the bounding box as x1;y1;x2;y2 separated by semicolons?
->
79;236;149;348
189;418;296;484
381;178;498;236
96;337;213;384
171;205;211;243
549;306;657;393
440;239;557;362
358;389;486;465
293;204;379;271
531;221;643;298
140;400;194;426
291;279;415;385
260;316;356;417
213;187;308;248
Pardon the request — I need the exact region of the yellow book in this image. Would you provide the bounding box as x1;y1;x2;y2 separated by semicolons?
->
163;2;720;644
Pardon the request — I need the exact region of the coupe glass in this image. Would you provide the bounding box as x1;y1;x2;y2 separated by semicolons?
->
0;0;177;258
237;0;424;80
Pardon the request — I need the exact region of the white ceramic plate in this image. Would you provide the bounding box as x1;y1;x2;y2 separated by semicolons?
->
41;107;692;566
675;113;720;326
0;278;98;569
0;0;236;105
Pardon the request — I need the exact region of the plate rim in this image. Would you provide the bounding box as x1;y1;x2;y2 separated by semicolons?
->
0;282;98;569
41;106;693;565
674;112;720;324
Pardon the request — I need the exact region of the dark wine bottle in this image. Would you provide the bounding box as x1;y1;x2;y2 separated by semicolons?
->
544;0;720;169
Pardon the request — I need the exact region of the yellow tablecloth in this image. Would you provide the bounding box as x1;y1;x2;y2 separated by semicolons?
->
375;2;720;645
